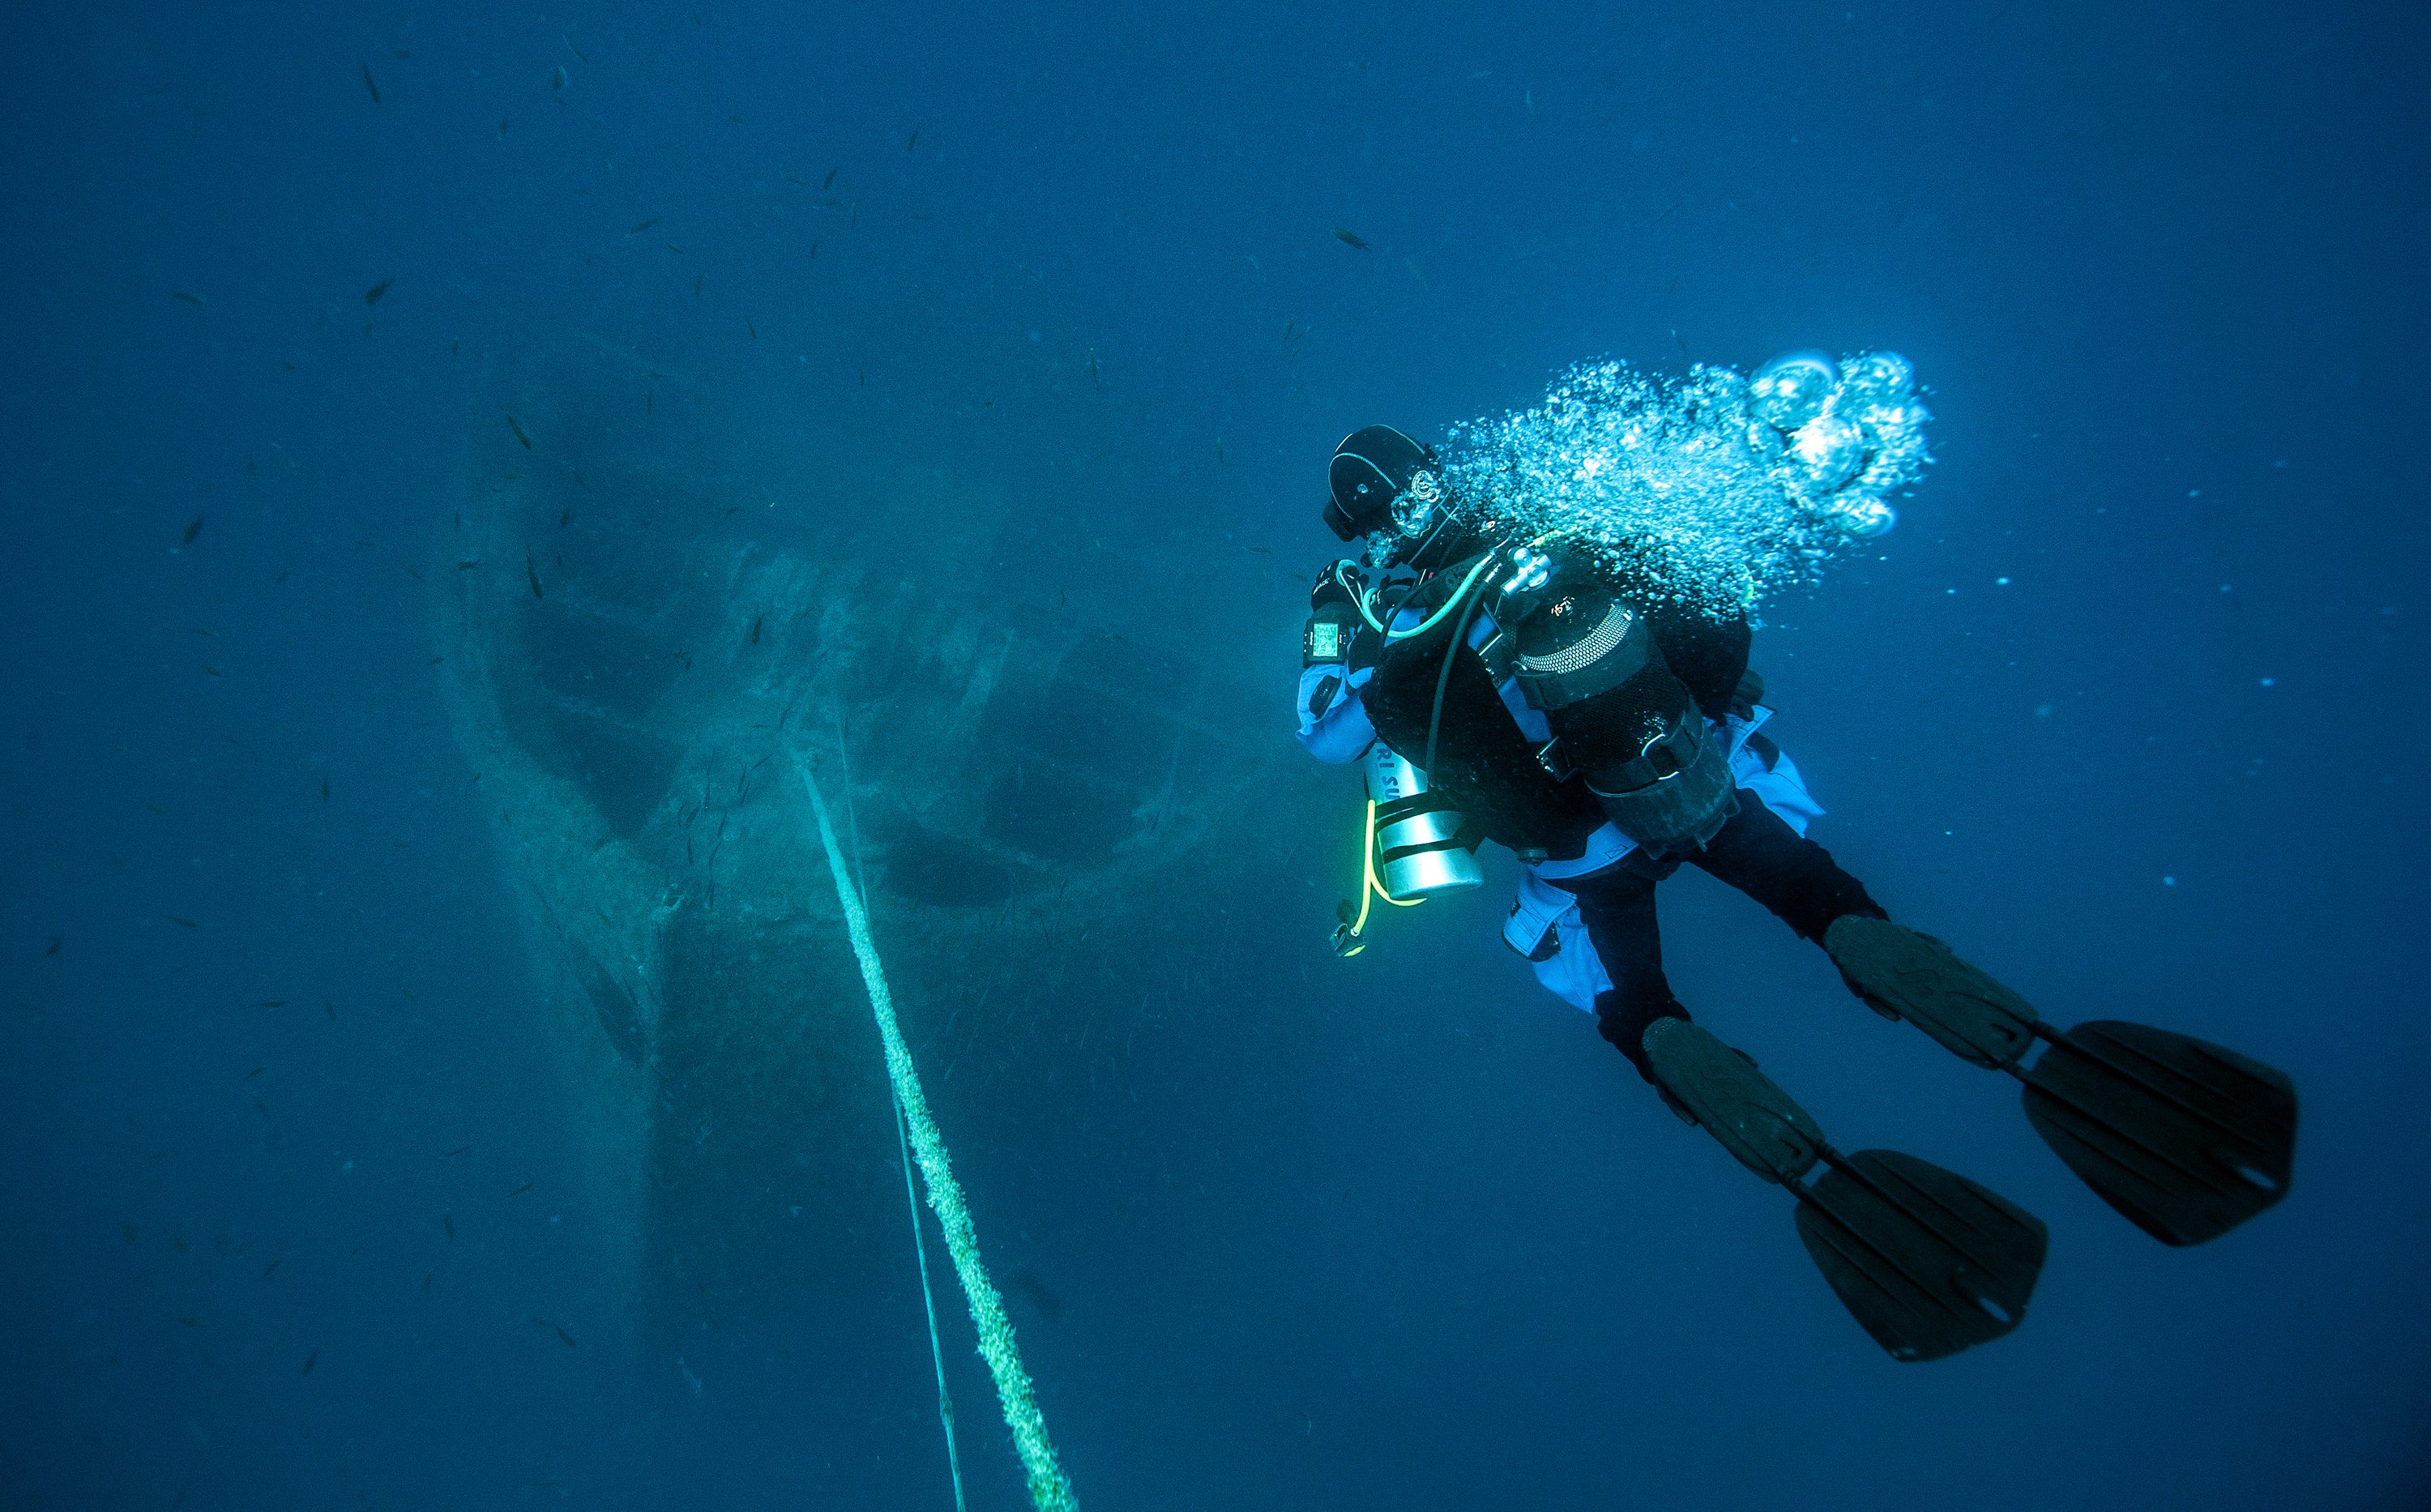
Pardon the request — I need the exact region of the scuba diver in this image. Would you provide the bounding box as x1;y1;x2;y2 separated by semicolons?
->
1297;422;2297;1361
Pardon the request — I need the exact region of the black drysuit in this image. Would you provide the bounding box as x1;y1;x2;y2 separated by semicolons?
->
1310;570;1886;1080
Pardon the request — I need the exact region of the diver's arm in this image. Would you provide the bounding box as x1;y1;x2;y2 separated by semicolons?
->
1296;664;1376;762
1297;561;1378;763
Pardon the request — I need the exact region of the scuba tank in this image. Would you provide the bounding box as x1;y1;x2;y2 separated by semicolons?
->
1366;744;1485;900
1506;583;1739;857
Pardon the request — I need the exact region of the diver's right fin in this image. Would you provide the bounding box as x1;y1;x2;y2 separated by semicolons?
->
1822;915;2039;1067
1643;1018;2045;1361
2022;1020;2296;1247
1823;916;2298;1246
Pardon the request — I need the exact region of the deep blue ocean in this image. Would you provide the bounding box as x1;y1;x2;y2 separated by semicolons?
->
5;3;2426;1509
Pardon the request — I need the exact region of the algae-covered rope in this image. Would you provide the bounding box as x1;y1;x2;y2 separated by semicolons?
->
835;701;968;1512
894;1087;968;1512
797;756;1079;1512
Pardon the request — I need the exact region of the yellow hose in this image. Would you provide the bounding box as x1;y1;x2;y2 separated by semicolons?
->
1340;796;1425;956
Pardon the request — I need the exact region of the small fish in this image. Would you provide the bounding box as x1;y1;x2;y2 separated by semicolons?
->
1524;86;1535;117
667;245;686;254
498;116;509;139
626;218;658;236
822;168;838;190
507;1182;533;1197
1009;1266;1063;1320
552;66;567;92
361;63;380;104
173;289;206;306
1247;545;1272;555
182;515;205;547
506;414;532;449
746;319;757;340
122;1223;137;1245
442;1212;455;1240
45;934;62;957
319;776;330;801
179;1317;205;1329
559;507;574;526
260;1258;280;1277
1216;439;1224;466
563;35;591;64
244;1066;267;1081
525;553;544;600
858;366;866;387
421;1271;433;1293
749;613;764;646
324;1002;335;1019
906;130;918;152
693;273;703;297
364;279;392;305
547;1320;578;1348
1404;257;1425;284
250;1000;286;1009
784;173;808;186
441;1145;471;1157
300;1350;317;1377
808;241;818;260
168;916;199;929
1087;348;1101;387
1332;227;1370;250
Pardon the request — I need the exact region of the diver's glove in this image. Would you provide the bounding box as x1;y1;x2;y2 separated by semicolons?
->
1727;668;1765;721
1310;559;1365;611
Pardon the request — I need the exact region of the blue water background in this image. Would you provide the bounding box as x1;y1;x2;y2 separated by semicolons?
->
3;2;2425;1508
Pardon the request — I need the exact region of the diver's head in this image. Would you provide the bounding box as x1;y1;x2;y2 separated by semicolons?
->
1325;425;1443;544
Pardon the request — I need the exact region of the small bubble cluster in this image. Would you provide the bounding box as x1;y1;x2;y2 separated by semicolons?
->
1440;352;1933;619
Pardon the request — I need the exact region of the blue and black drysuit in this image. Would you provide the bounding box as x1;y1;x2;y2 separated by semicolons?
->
1296;564;1887;1081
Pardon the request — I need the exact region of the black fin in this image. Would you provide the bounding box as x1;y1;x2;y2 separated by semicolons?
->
1643;1018;1824;1185
1823;915;2039;1067
2023;1020;2296;1247
1794;1149;2049;1363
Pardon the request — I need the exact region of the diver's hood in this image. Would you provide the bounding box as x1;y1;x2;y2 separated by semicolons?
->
1325;425;1438;541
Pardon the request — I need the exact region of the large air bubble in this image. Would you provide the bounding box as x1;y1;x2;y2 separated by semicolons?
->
1441;352;1933;619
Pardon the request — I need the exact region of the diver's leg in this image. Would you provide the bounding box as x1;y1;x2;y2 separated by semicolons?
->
1688;806;2300;1246
1686;797;1886;943
1565;868;1689;1082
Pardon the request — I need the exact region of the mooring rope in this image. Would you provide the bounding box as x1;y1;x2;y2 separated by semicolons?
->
797;755;1079;1512
894;1088;968;1511
831;708;966;1511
